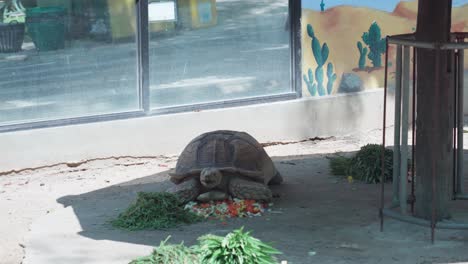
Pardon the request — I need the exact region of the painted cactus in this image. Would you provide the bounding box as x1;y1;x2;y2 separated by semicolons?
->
307;24;330;96
304;24;337;96
320;0;325;12
327;63;337;95
303;68;317;96
357;41;368;70
362;22;386;68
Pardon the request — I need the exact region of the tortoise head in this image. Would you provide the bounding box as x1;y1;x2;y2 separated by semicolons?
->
200;168;222;189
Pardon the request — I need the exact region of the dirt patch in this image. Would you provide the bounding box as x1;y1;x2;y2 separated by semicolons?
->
2;130;468;264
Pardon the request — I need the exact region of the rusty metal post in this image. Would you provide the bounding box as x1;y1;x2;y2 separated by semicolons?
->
411;47;417;214
400;46;410;214
431;50;441;244
380;39;390;232
457;47;464;195
393;45;403;206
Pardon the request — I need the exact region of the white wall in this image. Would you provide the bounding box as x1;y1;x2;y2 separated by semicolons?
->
0;90;391;173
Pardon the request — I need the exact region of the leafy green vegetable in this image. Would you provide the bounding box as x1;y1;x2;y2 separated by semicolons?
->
329;144;394;184
195;227;281;264
129;236;198;264
112;192;202;231
329;155;353;176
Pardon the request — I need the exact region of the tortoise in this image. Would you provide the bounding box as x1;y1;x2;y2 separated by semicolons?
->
167;130;283;203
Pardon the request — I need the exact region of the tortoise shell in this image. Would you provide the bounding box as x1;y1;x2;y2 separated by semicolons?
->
170;130;278;185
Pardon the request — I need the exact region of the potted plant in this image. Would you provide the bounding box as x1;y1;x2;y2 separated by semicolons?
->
0;0;25;53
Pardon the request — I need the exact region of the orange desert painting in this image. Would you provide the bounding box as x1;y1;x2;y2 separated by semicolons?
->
301;0;468;96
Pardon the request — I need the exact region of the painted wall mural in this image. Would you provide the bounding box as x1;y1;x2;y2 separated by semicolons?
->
301;0;468;97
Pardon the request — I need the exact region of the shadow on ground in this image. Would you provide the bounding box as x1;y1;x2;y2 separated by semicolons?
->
57;152;468;264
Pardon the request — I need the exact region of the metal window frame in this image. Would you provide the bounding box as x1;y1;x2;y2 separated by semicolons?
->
0;0;302;133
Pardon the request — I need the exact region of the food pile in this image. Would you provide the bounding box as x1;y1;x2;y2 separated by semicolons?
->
184;199;270;219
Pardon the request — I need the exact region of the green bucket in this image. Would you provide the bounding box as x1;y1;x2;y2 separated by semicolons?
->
26;7;65;51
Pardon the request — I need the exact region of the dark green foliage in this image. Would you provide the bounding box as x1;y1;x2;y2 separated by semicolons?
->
320;0;325;12
326;62;337;94
305;24;335;96
357;41;368;69
329;155;353;176
349;144;393;184
129;228;281;264
130;237;198;264
361;22;386;68
303;68;317;96
329;144;393;184
111;192;202;231
196;227;281;264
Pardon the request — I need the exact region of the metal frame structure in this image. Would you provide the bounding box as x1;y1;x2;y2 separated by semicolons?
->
0;0;302;133
380;32;468;243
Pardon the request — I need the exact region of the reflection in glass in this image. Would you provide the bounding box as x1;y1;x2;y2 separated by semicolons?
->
149;0;291;108
0;0;139;125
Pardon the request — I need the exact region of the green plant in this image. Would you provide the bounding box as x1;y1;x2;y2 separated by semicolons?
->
195;227;281;264
329;155;353;176
303;68;317;96
130;237;199;264
320;0;325;12
361;22;386;68
348;144;393;184
357;41;368;70
111;192;202;231
304;24;336;96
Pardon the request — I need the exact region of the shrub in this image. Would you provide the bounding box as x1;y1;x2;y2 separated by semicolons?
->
349;144;393;184
329;144;393;184
329;155;353;176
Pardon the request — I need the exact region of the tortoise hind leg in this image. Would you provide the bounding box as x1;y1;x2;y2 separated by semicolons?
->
269;172;283;185
167;178;200;203
228;177;272;202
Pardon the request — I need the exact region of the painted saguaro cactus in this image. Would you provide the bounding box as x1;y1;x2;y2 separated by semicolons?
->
357;41;368;70
361;22;386;68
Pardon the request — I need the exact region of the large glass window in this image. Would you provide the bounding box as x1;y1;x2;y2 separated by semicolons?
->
148;0;292;108
0;0;294;129
0;0;139;125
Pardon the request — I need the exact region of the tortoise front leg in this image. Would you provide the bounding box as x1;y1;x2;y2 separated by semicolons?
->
167;178;201;203
228;177;272;202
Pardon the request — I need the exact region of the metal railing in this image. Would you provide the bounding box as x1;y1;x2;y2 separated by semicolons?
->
380;32;468;243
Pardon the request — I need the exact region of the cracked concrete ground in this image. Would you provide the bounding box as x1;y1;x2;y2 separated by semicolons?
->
1;129;468;264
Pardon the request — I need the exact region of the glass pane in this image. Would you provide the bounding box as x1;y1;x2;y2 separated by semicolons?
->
149;0;291;108
0;0;139;125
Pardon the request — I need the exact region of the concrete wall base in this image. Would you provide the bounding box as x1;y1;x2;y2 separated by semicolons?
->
0;89;392;173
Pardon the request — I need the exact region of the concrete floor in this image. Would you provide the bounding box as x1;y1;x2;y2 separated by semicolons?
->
1;130;468;264
0;0;290;125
